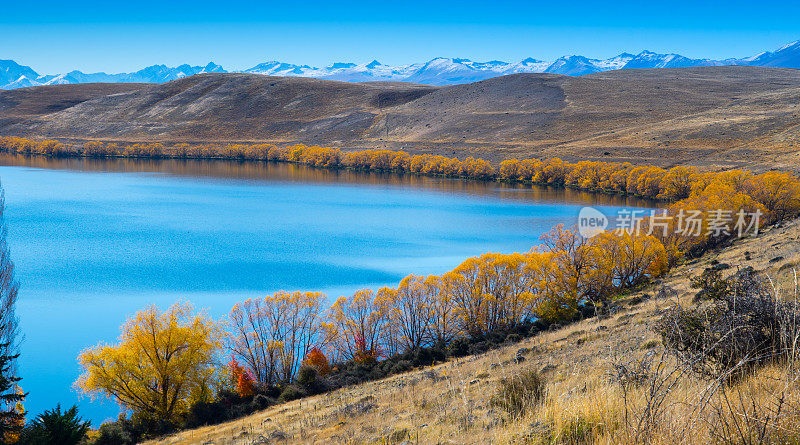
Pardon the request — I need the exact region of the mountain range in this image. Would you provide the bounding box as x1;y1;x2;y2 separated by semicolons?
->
1;40;800;90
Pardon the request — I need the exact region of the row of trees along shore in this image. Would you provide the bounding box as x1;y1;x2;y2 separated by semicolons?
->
2;136;799;205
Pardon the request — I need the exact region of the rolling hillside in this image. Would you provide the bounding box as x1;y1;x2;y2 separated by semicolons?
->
2;66;800;171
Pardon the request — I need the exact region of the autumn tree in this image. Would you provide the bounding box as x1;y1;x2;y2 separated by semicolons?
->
392;275;431;351
666;181;766;254
486;252;537;328
424;275;457;345
522;251;565;322
536;158;568;185
659;166;698;200
227;291;325;386
445;257;489;336
302;347;331;376
76;302;222;425
323;289;387;362
590;231;668;290
747;171;800;220
627;166;666;198
539;225;592;311
374;287;401;357
228;358;255;397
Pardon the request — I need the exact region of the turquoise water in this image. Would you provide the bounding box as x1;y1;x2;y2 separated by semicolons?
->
0;155;654;424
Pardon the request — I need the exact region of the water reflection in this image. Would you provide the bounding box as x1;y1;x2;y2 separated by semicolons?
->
0;153;656;208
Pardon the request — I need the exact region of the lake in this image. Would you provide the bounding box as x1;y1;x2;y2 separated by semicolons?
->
0;154;655;423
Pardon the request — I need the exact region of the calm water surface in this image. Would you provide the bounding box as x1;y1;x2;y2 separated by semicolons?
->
0;155;655;423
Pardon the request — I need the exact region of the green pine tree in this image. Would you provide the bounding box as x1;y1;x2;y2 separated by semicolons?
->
19;404;90;445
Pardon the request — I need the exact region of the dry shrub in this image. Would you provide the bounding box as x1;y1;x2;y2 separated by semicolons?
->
658;267;800;379
490;369;546;418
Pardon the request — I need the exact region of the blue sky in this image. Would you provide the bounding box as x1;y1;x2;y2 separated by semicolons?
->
2;0;800;75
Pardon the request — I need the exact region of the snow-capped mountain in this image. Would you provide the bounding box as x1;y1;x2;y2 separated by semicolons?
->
245;60;421;82
116;62;226;83
402;58;504;84
593;53;636;71
0;62;226;89
3;40;800;89
0;60;40;87
502;57;551;74
622;51;721;69
735;40;800;67
545;55;605;76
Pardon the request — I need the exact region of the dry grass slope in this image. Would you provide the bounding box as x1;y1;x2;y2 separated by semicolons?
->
145;218;800;445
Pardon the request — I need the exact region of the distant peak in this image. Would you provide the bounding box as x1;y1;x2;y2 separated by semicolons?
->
365;60;382;68
777;40;800;52
329;62;356;69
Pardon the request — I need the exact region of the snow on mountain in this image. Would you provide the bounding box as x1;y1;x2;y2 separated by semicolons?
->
403;57;505;84
593;53;636;70
3;40;800;89
115;62;226;83
313;60;418;82
244;61;312;76
545;55;605;76
0;62;227;89
501;57;549;74
621;51;720;69
0;60;40;86
243;60;418;82
38;71;117;85
3;75;41;89
544;53;638;75
735;40;800;68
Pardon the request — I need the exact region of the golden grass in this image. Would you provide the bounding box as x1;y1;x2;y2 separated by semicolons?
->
145;219;800;444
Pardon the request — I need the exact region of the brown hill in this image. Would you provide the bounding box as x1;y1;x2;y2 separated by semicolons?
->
0;83;147;122
2;66;800;171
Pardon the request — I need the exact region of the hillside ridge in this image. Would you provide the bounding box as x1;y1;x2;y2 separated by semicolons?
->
3;66;800;171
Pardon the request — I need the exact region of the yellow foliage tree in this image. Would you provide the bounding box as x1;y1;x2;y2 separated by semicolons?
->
591;231;668;289
75;302;222;424
392;275;435;351
322;289;387;362
747;171;800;220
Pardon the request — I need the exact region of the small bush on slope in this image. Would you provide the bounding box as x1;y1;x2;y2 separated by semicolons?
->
658;267;800;378
490;370;546;418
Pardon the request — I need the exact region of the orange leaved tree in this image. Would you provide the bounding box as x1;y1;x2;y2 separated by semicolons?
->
302;347;331;376
75;302;222;424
